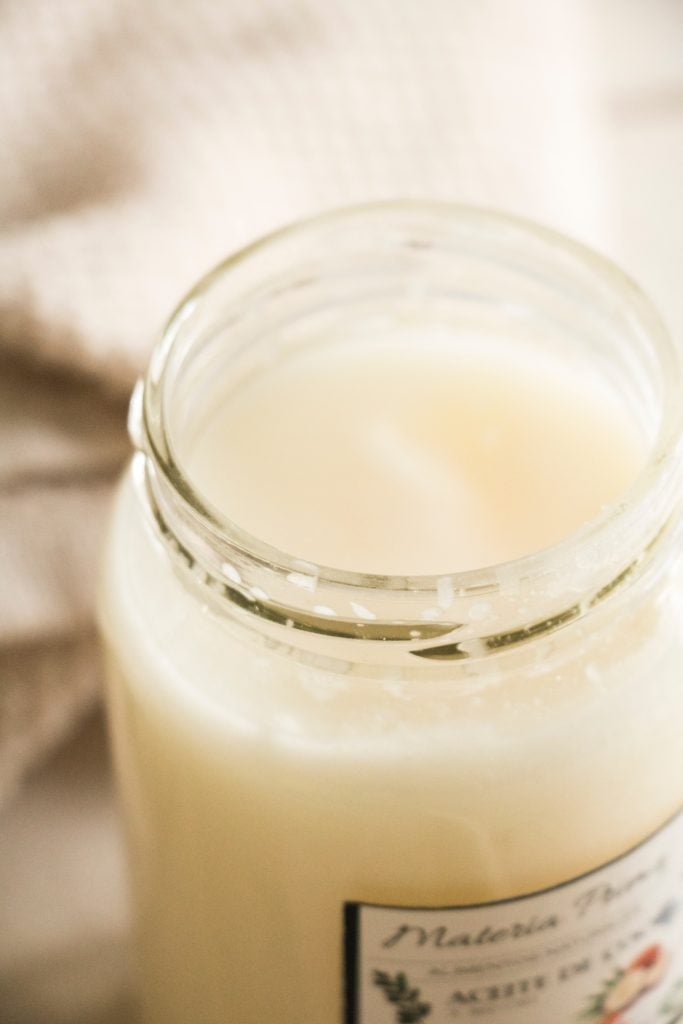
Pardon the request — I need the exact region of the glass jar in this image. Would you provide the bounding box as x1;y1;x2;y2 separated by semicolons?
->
99;203;683;1024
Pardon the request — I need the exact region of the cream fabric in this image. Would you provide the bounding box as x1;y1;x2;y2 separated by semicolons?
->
1;0;682;803
0;358;127;803
0;0;613;387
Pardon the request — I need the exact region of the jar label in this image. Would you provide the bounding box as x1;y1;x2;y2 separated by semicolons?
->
344;810;683;1023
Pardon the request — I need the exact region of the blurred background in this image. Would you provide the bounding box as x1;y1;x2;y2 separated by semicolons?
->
0;0;681;1020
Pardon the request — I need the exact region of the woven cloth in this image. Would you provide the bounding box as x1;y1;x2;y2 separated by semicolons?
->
1;0;681;803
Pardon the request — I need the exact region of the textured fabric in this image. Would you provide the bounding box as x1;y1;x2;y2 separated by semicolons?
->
0;634;102;807
0;0;612;388
0;357;127;803
1;0;682;803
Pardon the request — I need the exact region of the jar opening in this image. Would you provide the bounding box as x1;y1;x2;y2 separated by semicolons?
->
135;202;683;658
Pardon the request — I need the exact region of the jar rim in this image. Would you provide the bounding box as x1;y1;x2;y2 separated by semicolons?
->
138;201;683;650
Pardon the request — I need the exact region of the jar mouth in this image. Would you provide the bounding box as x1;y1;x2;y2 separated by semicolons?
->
136;201;683;654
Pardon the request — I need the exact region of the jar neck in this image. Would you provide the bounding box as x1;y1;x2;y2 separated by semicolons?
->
132;203;683;665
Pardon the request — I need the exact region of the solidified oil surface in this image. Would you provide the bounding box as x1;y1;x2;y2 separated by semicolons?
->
184;333;646;573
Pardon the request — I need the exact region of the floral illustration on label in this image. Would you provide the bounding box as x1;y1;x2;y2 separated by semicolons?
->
372;970;432;1023
580;944;669;1022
